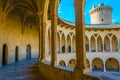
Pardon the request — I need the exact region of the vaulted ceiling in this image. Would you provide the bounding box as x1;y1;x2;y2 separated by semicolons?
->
1;0;51;27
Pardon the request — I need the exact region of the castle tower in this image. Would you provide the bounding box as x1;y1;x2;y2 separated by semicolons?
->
90;3;112;24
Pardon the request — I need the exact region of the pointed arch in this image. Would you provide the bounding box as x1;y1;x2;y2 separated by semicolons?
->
91;36;95;52
67;34;71;53
97;36;102;52
61;33;65;53
112;35;118;52
104;36;110;51
85;36;89;52
72;35;76;53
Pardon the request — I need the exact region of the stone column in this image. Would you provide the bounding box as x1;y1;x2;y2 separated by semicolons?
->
41;23;47;60
88;38;91;52
74;0;86;71
95;38;98;52
103;61;106;72
71;37;73;53
38;21;41;60
65;37;68;53
110;38;112;52
50;0;59;67
117;38;120;52
74;1;88;80
102;38;105;52
59;34;62;53
90;61;92;72
38;11;46;61
119;62;120;72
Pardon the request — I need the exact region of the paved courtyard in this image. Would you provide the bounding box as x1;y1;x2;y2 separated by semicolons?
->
1;59;120;80
89;71;120;80
0;59;41;80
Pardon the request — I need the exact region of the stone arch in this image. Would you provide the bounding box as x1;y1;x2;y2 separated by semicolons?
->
26;45;31;59
106;58;119;71
91;36;95;52
85;36;89;52
112;35;118;52
72;35;76;53
43;0;50;21
15;46;19;62
59;60;66;66
97;36;102;52
68;59;76;68
57;32;60;53
2;44;8;65
104;35;110;51
61;33;65;53
67;34;71;53
92;58;103;71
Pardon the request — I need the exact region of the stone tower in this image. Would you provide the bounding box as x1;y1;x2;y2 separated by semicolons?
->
90;3;112;24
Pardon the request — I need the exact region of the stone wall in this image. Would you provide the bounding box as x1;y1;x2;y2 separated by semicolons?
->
38;62;99;80
0;14;39;66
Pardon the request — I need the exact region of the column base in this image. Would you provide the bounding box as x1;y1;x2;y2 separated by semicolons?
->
40;58;47;62
74;67;90;74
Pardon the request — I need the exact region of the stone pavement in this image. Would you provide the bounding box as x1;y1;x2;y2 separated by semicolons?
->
0;59;42;80
88;71;120;80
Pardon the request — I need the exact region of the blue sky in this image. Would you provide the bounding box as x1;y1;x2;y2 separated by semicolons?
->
58;0;120;24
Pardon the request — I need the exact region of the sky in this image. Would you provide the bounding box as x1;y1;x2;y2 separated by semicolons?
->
58;0;120;24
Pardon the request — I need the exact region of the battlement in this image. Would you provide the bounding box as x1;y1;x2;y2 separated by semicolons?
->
90;4;112;15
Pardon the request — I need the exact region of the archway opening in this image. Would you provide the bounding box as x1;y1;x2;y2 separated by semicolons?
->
106;58;119;72
91;36;95;52
112;35;118;52
26;45;31;59
67;34;71;53
15;46;19;62
104;36;110;51
72;35;76;53
62;33;65;53
97;36;102;52
2;44;8;65
68;59;76;68
92;58;103;71
59;60;66;66
85;36;89;52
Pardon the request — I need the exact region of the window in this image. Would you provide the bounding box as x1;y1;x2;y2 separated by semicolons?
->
102;19;104;21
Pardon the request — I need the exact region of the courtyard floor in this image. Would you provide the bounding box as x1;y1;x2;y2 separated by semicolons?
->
0;59;120;80
0;59;41;80
89;71;120;80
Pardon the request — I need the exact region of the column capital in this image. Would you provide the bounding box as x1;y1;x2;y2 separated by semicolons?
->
74;0;85;7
